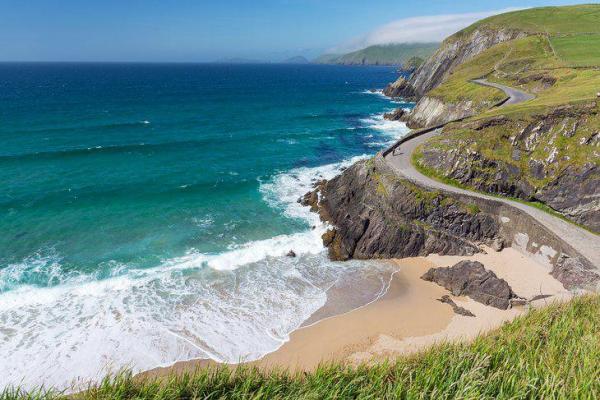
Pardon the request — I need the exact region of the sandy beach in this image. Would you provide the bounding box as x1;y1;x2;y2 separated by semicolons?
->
143;246;570;379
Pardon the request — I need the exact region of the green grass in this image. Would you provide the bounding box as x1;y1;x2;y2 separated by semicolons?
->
550;34;600;67
415;10;600;234
454;4;600;39
427;6;600;112
3;295;598;399
429;35;561;107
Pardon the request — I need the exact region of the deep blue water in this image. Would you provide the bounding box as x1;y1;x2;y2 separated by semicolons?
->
0;63;412;389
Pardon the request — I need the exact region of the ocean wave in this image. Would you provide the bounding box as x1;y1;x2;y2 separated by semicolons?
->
0;248;72;292
0;154;392;391
0;246;393;390
360;113;410;144
0;81;412;390
360;88;387;99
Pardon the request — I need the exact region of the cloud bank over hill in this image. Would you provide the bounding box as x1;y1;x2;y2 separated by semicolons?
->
332;8;523;53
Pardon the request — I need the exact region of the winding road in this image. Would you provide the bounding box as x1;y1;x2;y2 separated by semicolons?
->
384;79;600;268
471;79;535;105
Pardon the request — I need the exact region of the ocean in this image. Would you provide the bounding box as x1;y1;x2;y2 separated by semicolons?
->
0;63;413;389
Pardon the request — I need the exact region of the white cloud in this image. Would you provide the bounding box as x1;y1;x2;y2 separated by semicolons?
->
332;8;524;53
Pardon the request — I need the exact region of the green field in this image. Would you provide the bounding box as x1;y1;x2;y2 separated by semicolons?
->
455;4;600;39
550;34;600;67
3;295;598;400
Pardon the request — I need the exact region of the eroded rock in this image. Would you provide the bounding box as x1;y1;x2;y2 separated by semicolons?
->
418;104;600;232
552;254;600;291
303;157;500;261
438;295;475;317
383;108;407;121
491;238;504;252
421;260;518;309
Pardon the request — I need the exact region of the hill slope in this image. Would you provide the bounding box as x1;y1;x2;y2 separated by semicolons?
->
386;4;600;231
316;43;439;67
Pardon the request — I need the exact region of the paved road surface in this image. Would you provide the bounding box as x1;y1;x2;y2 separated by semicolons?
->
472;79;536;105
384;79;599;267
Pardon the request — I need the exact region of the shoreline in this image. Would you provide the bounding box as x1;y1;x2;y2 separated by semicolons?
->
141;245;569;380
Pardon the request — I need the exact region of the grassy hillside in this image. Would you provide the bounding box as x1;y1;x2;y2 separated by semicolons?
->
550;34;600;67
3;295;598;399
454;4;600;39
413;5;600;229
316;43;439;66
422;4;600;141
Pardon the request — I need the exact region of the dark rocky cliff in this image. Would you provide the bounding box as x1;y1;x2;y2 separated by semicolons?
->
302;156;599;290
416;102;600;232
302;157;501;260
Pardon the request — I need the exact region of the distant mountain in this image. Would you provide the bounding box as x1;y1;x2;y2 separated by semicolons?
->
315;43;439;68
281;56;310;64
215;57;268;64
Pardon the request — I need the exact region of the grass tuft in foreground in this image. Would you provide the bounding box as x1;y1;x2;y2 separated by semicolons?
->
2;295;599;399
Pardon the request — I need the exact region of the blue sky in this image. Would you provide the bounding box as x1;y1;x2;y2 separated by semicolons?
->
0;0;589;62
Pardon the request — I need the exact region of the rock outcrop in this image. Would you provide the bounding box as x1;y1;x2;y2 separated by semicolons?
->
417;103;600;232
438;295;476;317
422;260;519;309
383;76;415;99
551;254;600;291
402;97;475;128
302;156;500;261
383;108;407;121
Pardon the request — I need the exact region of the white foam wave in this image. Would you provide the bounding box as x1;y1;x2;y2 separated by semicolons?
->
361;89;386;99
0;155;392;392
360;113;410;144
0;85;412;391
191;215;214;229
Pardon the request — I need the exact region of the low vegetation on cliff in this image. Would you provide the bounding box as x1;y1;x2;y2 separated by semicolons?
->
393;5;600;231
5;295;598;399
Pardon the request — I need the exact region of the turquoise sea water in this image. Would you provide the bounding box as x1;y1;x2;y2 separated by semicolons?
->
0;63;412;389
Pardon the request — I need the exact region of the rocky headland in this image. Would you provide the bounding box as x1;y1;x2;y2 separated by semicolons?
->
302;153;599;290
301;156;500;261
383;27;525;127
302;6;600;292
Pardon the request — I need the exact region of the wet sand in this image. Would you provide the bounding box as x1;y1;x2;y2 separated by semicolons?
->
143;247;569;378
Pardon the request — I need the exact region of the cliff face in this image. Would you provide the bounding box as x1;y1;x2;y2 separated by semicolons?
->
383;28;527;128
303;157;501;261
417;103;600;232
388;28;526;100
403;97;475;128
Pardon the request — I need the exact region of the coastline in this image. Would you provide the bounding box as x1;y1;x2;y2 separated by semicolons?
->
141;246;569;379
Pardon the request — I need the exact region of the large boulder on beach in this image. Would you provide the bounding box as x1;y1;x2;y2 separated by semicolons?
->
422;260;518;309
